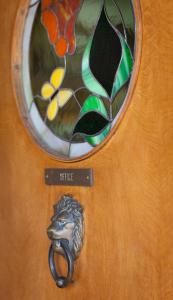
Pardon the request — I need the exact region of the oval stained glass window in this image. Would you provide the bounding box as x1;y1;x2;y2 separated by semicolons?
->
13;0;140;161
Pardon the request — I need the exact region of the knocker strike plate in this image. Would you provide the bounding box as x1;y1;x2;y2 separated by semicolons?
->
45;169;93;187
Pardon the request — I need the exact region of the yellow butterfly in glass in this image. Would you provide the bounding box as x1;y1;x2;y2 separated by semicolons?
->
41;68;73;121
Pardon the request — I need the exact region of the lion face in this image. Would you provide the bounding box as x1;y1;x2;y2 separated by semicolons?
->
47;212;75;253
47;195;84;259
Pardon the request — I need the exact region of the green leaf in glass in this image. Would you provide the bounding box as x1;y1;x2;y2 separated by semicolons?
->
82;40;109;98
80;95;108;116
111;31;133;99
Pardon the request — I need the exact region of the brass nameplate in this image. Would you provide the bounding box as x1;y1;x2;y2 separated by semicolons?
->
45;169;93;187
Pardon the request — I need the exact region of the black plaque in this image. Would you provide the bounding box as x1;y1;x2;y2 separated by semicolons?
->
45;169;93;187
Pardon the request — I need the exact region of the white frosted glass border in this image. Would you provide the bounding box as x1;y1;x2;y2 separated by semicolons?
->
70;142;93;158
22;3;38;110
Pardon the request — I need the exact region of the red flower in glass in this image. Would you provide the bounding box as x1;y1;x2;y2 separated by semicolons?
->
41;0;82;57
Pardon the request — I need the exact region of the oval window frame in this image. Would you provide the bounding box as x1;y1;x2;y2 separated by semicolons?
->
12;0;142;162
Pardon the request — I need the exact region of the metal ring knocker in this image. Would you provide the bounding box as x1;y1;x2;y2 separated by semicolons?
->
48;239;74;288
47;195;84;288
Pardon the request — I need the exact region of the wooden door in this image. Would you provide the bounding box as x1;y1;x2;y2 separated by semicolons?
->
0;0;173;299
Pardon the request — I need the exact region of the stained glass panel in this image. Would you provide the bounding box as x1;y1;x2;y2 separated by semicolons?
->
21;0;136;160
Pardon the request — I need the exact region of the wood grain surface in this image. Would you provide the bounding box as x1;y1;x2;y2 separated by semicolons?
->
0;0;173;299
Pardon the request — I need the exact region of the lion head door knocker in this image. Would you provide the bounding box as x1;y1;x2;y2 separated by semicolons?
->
47;195;84;288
